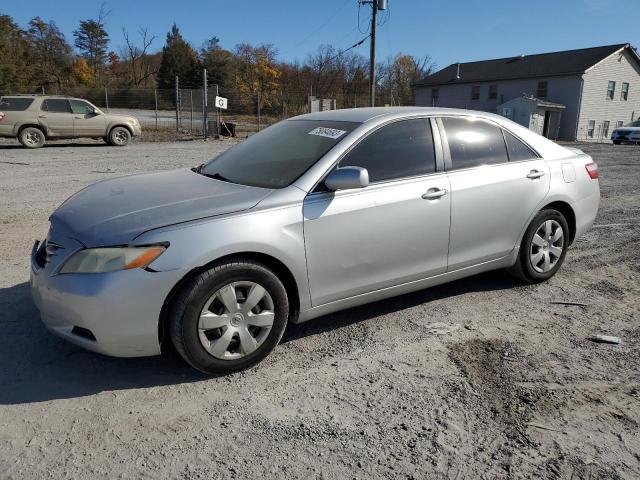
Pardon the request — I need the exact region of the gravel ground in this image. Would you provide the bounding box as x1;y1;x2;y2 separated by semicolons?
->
0;140;639;479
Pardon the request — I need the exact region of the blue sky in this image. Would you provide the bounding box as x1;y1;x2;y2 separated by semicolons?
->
3;0;639;70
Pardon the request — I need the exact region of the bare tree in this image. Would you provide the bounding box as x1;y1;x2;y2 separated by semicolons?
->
121;27;157;86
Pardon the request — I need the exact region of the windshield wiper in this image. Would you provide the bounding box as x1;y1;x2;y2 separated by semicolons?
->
202;172;235;184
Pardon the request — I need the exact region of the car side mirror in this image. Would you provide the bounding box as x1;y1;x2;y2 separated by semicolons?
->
324;166;369;191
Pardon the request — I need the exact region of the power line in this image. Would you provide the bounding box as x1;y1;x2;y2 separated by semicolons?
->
281;0;353;56
326;34;371;63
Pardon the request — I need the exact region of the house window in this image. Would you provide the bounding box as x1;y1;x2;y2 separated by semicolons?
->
621;82;629;101
607;81;616;100
587;120;595;138
537;81;548;98
617;121;624;128
488;84;498;99
603;121;610;138
471;86;480;100
431;88;439;105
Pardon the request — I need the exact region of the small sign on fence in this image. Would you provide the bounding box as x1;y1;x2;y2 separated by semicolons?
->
215;96;228;110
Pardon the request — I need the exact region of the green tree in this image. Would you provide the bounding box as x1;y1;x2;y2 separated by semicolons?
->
0;14;34;92
27;17;73;90
156;23;198;89
199;36;231;89
73;18;109;82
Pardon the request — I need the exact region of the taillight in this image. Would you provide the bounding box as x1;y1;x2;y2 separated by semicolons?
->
0;112;5;122
585;162;598;179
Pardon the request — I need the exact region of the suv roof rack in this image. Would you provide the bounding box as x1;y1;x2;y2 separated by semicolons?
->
0;94;76;97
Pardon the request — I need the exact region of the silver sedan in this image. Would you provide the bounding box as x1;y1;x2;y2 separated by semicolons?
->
30;107;600;374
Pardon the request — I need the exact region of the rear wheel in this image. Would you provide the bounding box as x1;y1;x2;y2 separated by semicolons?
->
508;209;570;283
18;127;46;148
108;126;131;146
613;140;621;145
169;259;289;375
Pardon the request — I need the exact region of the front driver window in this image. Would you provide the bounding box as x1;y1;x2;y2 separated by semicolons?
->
339;118;436;183
70;100;95;115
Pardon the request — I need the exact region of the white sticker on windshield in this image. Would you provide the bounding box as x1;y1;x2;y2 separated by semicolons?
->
308;127;347;139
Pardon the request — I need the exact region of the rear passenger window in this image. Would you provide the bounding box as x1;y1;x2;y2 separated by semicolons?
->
503;131;537;161
0;97;34;111
41;99;72;113
442;117;509;170
340;119;436;183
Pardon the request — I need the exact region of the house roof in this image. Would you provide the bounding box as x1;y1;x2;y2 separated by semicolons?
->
415;44;637;87
499;94;566;110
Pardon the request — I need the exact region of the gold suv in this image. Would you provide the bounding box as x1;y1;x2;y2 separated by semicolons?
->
0;95;141;148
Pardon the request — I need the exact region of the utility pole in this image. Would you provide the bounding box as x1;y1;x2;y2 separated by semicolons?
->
368;0;377;107
363;0;386;107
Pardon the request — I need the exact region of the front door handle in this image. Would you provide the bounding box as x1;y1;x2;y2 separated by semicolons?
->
526;170;546;179
74;116;84;119
38;115;47;118
422;188;448;200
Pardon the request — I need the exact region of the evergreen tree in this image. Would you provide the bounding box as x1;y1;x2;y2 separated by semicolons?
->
73;19;109;81
198;36;231;89
156;23;198;89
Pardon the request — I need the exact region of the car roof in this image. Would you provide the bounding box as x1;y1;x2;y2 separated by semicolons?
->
291;106;506;124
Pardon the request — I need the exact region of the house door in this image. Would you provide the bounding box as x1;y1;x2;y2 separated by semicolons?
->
542;110;551;138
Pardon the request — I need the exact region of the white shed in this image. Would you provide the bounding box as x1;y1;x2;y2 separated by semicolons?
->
497;95;565;139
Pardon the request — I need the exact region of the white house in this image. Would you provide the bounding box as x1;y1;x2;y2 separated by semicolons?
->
414;44;640;141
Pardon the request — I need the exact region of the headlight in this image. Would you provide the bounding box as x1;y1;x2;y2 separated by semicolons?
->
59;245;167;274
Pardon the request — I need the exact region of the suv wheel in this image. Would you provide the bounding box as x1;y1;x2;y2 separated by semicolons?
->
508;209;570;283
108;126;131;146
169;259;289;375
19;127;46;148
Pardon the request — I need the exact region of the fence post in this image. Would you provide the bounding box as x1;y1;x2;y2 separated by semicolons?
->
104;87;109;112
215;84;220;136
202;69;208;138
190;90;194;133
175;75;180;132
154;88;158;130
257;91;261;131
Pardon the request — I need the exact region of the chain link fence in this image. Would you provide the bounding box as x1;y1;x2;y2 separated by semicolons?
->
2;78;387;138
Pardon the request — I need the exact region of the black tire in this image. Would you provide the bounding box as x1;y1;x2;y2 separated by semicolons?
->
18;127;46;148
613;140;621;145
108;126;131;146
508;209;570;283
169;258;289;375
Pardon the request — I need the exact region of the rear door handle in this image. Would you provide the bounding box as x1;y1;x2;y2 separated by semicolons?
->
422;188;448;200
526;170;545;179
38;115;47;118
74;116;84;119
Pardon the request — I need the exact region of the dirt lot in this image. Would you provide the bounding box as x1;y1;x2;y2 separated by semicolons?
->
0;140;639;479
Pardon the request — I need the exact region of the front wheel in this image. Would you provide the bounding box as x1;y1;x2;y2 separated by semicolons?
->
508;209;570;283
108;126;131;146
169;259;289;375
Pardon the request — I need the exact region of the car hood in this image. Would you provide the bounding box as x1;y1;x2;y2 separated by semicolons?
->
50;169;273;247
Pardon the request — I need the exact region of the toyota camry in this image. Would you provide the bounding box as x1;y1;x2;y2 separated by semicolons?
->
31;107;600;374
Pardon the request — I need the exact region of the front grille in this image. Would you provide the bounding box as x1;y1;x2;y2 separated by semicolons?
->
71;326;97;341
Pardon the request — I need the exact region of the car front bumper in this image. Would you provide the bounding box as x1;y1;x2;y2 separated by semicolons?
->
30;241;185;358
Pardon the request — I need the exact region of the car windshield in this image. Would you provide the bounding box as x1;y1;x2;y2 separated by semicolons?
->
200;119;359;189
625;120;640;127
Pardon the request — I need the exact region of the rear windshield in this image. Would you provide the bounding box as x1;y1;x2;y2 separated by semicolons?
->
0;97;34;111
201;119;359;189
